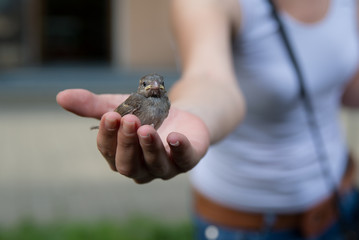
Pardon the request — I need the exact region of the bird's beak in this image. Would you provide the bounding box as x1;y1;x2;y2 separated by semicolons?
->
145;81;164;90
151;81;159;90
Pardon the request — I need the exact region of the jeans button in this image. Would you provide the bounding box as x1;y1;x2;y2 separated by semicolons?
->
205;225;219;240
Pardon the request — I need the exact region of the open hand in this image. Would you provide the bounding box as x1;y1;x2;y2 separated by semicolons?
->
56;89;210;183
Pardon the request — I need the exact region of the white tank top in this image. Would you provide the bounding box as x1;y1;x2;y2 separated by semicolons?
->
190;0;359;212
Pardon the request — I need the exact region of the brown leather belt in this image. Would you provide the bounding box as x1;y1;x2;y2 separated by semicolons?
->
194;155;356;236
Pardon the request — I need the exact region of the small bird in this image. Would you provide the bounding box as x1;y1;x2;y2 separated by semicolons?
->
91;73;171;130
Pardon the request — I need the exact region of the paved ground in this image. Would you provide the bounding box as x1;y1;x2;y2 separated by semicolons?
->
1;66;359;228
0;104;192;227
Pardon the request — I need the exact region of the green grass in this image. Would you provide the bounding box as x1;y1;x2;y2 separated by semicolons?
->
0;217;194;240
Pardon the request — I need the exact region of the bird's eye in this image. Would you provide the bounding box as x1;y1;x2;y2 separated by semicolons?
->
142;82;147;87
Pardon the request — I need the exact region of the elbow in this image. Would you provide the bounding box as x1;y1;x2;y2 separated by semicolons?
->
230;90;246;127
211;88;246;143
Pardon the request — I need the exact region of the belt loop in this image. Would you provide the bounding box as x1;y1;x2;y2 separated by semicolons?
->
262;212;276;232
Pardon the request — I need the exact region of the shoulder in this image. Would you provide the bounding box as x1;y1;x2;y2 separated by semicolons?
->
170;0;242;70
170;0;241;33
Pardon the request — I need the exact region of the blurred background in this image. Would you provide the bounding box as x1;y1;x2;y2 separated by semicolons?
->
0;0;192;238
0;0;359;239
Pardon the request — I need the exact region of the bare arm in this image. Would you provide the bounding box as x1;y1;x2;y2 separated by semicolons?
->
342;69;359;108
56;0;245;183
341;5;359;108
169;0;245;143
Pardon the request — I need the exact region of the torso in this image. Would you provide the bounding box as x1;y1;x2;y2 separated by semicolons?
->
191;0;359;212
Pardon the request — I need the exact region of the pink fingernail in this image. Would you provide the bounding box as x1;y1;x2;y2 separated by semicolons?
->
105;118;117;131
122;120;136;134
140;133;152;144
169;140;180;147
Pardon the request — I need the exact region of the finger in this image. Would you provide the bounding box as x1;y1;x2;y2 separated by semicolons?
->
115;115;148;179
167;132;199;172
96;112;121;171
138;125;172;179
56;89;128;119
133;175;155;184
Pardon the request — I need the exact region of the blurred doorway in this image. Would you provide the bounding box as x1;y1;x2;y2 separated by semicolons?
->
41;0;111;63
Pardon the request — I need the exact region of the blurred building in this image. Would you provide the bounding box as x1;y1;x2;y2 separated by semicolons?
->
0;0;176;69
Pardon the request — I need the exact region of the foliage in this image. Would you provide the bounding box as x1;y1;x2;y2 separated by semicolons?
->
0;217;193;240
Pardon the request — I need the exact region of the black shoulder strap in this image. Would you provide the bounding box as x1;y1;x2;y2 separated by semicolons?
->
267;0;306;99
267;1;351;235
267;0;340;194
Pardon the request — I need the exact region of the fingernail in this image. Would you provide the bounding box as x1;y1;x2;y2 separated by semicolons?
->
169;140;180;147
105;118;117;131
139;133;153;144
122;120;136;135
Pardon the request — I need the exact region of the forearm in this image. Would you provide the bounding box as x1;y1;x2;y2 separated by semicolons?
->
169;72;245;144
169;0;245;143
342;68;359;108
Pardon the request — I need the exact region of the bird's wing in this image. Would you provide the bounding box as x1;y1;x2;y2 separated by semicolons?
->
114;94;142;116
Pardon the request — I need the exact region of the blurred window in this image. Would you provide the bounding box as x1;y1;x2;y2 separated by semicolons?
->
0;0;22;68
42;0;111;63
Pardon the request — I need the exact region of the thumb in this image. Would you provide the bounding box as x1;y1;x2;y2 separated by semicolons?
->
56;89;128;119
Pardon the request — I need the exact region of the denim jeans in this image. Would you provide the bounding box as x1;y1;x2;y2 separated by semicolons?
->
193;189;359;240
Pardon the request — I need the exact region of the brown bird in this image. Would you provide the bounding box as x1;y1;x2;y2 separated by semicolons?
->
115;73;171;129
91;73;170;130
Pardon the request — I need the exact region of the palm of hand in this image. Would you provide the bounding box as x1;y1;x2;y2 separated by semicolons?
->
158;107;209;156
158;107;209;168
